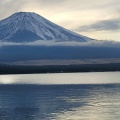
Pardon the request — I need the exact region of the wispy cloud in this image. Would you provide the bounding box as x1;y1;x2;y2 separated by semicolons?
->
76;18;120;32
0;40;120;48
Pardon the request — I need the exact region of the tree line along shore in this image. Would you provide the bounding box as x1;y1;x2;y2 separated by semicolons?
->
0;63;120;75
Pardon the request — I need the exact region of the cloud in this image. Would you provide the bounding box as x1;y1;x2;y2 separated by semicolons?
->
0;40;120;48
76;18;120;32
0;0;120;22
27;40;120;48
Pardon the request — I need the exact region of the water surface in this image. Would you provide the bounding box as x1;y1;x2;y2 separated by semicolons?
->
0;72;120;120
0;72;120;84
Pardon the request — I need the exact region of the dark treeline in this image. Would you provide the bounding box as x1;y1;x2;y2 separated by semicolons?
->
0;63;120;75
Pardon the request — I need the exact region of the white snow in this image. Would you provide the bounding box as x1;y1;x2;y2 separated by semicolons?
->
0;12;92;42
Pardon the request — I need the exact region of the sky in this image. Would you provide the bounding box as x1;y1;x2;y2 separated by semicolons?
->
0;0;120;41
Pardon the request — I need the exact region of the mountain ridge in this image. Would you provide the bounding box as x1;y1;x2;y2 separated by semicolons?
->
0;12;93;42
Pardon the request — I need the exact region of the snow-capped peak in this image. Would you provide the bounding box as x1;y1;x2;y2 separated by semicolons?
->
0;12;93;42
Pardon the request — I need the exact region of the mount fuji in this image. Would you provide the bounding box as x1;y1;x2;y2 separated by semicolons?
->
0;12;93;42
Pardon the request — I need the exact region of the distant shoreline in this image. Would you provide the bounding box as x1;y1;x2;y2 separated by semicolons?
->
0;63;120;75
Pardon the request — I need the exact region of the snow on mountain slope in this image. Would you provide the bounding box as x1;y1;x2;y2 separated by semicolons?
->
0;12;93;42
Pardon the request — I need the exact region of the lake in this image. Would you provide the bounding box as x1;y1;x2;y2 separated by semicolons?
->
0;72;120;120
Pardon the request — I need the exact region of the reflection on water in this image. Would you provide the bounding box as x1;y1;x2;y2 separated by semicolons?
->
0;84;119;120
0;72;120;84
0;72;120;120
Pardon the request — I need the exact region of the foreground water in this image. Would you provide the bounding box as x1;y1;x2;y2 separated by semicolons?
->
0;72;120;120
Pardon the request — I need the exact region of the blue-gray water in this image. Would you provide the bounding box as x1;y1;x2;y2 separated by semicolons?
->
0;72;120;120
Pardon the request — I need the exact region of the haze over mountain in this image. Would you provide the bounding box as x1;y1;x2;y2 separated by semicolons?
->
0;12;92;42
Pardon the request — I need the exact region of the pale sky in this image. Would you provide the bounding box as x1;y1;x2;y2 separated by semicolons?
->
0;0;120;41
